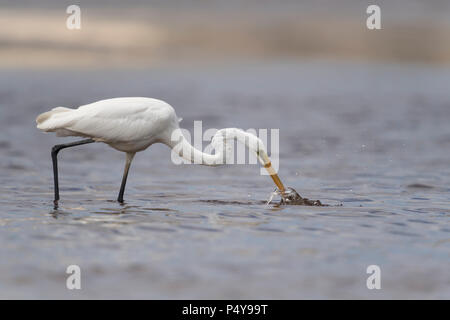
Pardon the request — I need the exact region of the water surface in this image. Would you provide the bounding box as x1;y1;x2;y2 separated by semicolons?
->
0;61;449;298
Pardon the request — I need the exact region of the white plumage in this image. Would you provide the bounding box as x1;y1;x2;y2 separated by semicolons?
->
37;97;179;153
36;97;285;205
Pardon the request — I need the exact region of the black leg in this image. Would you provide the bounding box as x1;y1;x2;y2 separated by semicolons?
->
51;139;95;208
117;152;135;203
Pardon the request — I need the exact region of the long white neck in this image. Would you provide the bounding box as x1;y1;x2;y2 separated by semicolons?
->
166;127;271;167
164;125;286;193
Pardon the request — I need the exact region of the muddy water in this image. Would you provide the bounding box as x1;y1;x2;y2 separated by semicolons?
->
0;61;449;298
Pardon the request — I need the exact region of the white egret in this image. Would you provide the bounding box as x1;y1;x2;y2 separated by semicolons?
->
36;97;286;207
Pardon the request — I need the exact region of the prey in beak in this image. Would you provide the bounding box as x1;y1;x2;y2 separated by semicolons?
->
264;162;324;206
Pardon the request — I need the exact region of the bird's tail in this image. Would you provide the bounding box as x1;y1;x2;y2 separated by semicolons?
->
36;107;72;130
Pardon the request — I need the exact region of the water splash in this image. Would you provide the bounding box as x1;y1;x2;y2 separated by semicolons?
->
267;187;324;206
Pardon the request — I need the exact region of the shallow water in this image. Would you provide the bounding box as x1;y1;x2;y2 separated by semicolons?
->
0;61;449;299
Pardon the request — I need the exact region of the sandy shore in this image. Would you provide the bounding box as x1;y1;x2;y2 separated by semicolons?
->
1;7;450;68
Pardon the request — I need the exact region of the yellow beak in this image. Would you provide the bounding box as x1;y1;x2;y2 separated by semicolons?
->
264;162;286;193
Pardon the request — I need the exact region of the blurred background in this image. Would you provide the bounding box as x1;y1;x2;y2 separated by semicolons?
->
1;1;449;299
1;0;450;68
